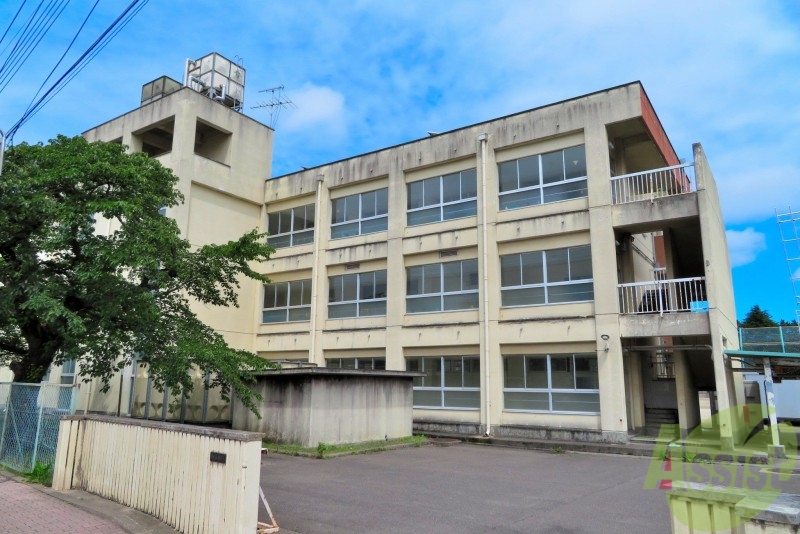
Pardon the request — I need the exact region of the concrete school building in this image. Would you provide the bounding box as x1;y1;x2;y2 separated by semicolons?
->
10;55;742;447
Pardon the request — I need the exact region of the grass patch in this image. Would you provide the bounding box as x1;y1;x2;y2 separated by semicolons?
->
22;462;53;486
265;435;427;459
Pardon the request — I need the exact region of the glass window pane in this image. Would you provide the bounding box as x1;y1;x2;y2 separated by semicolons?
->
373;359;386;370
263;285;276;308
327;358;342;368
541;150;564;184
268;234;291;249
278;210;292;234
463;357;480;387
289;280;305;306
442;172;461;203
504;357;525;388
344;196;359;222
521;252;544;285
442;262;461;292
413;389;442;407
543;180;587;204
574;355;599;389
525;357;548;388
361;191;376;218
332;198;347;224
374;270;387;298
329;276;343;302
376;188;388;215
422;264;441;294
548;282;594;303
518;156;540;188
546;249;570;282
564;145;587;180
499;189;540;210
408;181;424;209
360;216;387;235
552;392;599;413
550;355;574;388
423;177;440;206
329;302;357;319
498;161;518;192
569;246;593;280
359;272;375;300
444;357;462;387
294;207;309;231
443;292;479;311
339;359;356;369
293;229;314;246
331;221;359;239
408;207;440;226
305;204;315;227
407;266;423;296
300;280;311;305
342;274;358;301
424;357;441;387
407;358;422;385
267;212;281;235
444;390;480;409
359;300;386;316
501;286;545;307
274;282;288;307
288;306;310;322
500;255;521;287
460;169;477;198
504;391;549;411
262;309;287;323
462;259;479;291
442;200;476;220
407;296;441;313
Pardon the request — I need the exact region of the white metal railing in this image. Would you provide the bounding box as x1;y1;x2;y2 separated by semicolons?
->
618;276;707;315
610;163;695;205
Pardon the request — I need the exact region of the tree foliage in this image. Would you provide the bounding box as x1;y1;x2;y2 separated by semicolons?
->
0;136;275;413
740;305;779;328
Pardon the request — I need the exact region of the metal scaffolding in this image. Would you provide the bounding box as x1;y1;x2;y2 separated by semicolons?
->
777;207;800;323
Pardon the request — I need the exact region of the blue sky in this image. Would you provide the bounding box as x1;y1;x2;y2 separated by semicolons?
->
1;1;799;323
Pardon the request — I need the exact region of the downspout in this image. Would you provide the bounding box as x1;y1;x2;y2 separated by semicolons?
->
308;174;325;364
479;133;491;436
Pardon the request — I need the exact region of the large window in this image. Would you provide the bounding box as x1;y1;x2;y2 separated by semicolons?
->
406;259;479;313
262;280;311;323
328;270;387;318
504;354;599;413
407;356;480;409
327;357;386;370
500;245;593;306
499;145;587;210
407;168;477;226
267;204;315;248
331;188;388;239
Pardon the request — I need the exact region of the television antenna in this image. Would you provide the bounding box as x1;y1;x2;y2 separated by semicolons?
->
252;85;296;128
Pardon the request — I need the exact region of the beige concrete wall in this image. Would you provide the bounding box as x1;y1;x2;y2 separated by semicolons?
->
52;414;263;534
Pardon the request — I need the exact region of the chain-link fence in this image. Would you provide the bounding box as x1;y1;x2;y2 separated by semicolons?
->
0;383;76;473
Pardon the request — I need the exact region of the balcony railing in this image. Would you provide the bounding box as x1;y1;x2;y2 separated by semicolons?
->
618;276;707;315
610;163;695;205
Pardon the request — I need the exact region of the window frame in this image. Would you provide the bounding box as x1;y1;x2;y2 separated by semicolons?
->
406;258;479;314
500;245;594;307
407;168;478;226
267;204;315;249
327;357;386;370
407;356;480;410
498;145;587;211
262;279;312;323
331;188;389;239
503;354;600;414
328;270;388;319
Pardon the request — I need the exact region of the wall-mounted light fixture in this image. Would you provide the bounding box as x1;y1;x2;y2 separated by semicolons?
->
601;334;610;352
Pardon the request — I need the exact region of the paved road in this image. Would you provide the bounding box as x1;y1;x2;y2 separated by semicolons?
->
259;444;675;534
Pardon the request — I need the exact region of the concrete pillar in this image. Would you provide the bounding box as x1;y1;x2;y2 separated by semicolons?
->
674;350;700;438
624;352;645;432
308;175;331;366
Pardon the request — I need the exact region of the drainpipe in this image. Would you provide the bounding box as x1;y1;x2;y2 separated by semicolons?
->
308;174;325;364
479;133;491;436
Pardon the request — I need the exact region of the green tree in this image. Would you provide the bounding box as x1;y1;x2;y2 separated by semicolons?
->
740;305;779;328
0;136;275;413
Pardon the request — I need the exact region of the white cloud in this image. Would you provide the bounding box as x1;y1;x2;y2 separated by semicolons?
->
726;228;767;267
281;84;347;138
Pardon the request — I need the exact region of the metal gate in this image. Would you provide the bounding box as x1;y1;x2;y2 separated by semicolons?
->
0;383;75;472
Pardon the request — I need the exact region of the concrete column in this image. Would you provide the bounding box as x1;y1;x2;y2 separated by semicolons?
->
624;352;645;431
308;175;331;366
674;350;700;438
385;161;406;372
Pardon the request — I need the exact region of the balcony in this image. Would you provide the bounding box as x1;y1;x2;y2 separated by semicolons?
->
611;163;695;205
618;277;707;315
